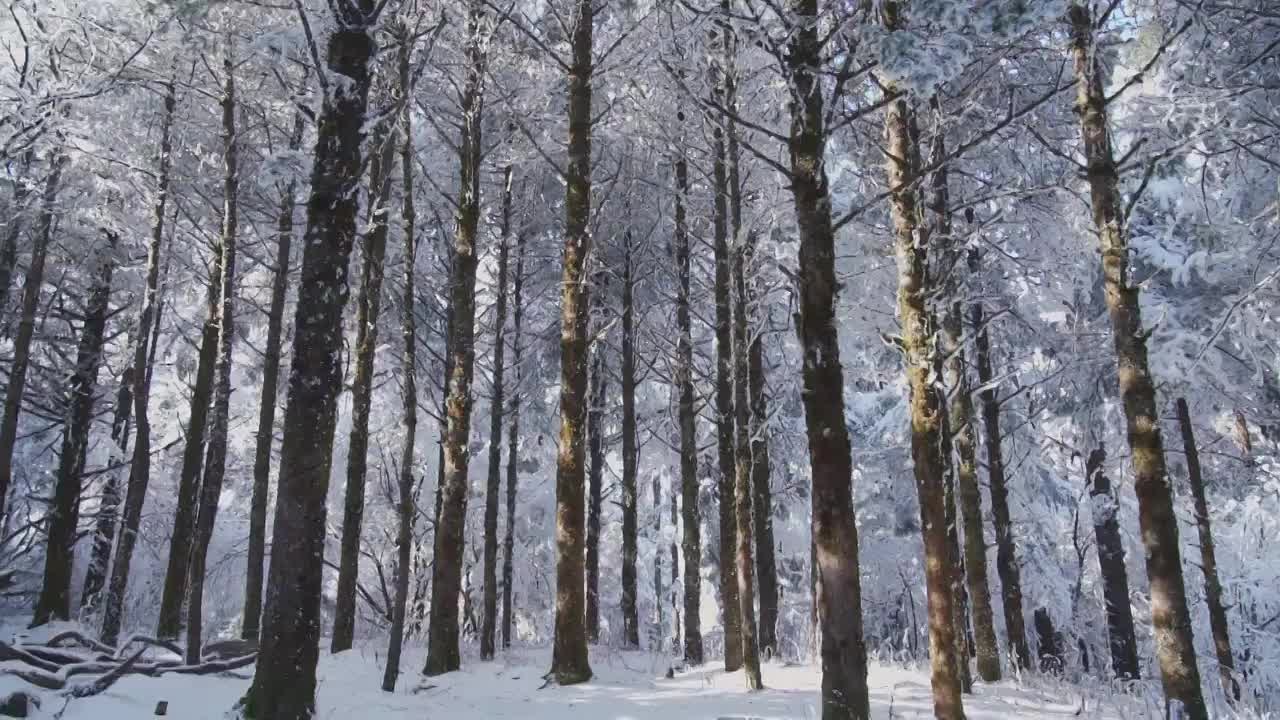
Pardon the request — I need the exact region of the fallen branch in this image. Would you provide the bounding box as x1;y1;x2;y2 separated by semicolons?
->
0;643;257;693
44;630;115;655
64;647;146;699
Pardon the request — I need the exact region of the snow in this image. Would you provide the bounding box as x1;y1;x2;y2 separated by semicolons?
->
1;637;1136;719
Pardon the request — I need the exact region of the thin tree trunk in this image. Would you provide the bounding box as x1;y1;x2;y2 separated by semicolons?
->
33;233;117;625
383;33;416;689
673;152;703;666
785;2;870;717
80;362;131;614
1085;446;1140;680
101;77;175;647
585;304;606;644
241;6;378;717
1068;6;1206;717
185;50;239;665
332;99;397;655
0;146;66;524
501;230;525;651
548;0;594;685
426;0;486;675
731;226;762;691
243;109;304;642
481;166;514;660
1175;398;1239;702
620;226;640;651
0;149;33;320
653;472;664;649
670;480;679;650
748;326;778;657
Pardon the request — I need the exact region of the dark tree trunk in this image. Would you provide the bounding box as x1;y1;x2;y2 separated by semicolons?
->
732;227;762;691
968;267;1030;672
80;363;131;613
383;35;416;690
748;327;778;657
1086;446;1140;681
673;154;704;666
185;51;239;666
585;304;606;644
670;479;679;650
1034;608;1063;674
0;146;66;524
481;166;514;660
1175;398;1239;702
0;149;33;324
785;0;870;716
33;233;117;625
501;230;525;651
653;472;664;648
101;78;175;647
332;99;397;655
620;227;640;650
548;0;594;685
240;6;377;717
426;0;486;675
1068;6;1206;717
244;109;304;642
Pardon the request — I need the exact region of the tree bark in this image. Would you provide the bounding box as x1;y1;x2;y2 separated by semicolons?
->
426;0;486;675
332;95;397;655
785;0;870;716
33;233;116;625
244;108;304;642
101;77;175;647
1068;5;1206;717
81;363;131;614
653;471;664;648
481;166;514;660
731;219;762;691
585;294;606;644
1085;446;1140;680
1175;398;1239;702
748;322;778;657
240;5;377;717
548;0;594;685
0;150;33;321
501;228;525;651
620;226;640;650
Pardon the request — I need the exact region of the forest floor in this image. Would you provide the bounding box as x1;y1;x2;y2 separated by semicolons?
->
0;621;1149;719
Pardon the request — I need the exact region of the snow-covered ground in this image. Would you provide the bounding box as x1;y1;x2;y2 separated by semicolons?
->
1;628;1142;719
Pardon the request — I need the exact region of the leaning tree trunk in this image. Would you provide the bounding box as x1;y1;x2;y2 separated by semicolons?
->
80;362;132;614
548;0;594;685
1085;446;1140;681
332;100;397;655
0;145;66;524
426;0;486;675
101;78;175;647
501;229;526;650
244;108;304;642
185;51;239;665
881;7;964;712
33;232;117;626
620;225;641;650
673;151;704;666
240;5;378;717
481;165;514;660
785;0;871;716
1175;398;1239;702
383;35;416;689
1068;5;1206;717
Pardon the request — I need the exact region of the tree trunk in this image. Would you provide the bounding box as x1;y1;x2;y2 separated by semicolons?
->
0;146;66;524
481;166;514;660
1085;446;1140;681
244;109;304;642
673;153;704;666
585;269;607;644
785;1;870;717
101;77;175;647
620;226;640;650
426;0;486;675
653;471;664;649
383;35;416;690
731;223;762;691
548;0;594;685
1175;398;1238;702
0;150;33;321
332;97;397;655
185;50;239;666
80;362;131;614
881;7;964;713
33;232;117;625
1068;6;1206;717
501;229;525;651
240;6;377;717
748;323;778;657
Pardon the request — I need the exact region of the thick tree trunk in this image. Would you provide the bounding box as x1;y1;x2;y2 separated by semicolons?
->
426;0;486;675
243;109;304;642
548;0;594;685
332;101;397;655
240;6;377;717
1175;398;1239;702
32;233;117;625
0;146;66;524
585;273;607;643
481;166;514;660
786;0;870;716
673;154;704;666
620;227;640;651
185;52;239;666
881;7;963;712
501;230;525;651
80;364;131;614
101;78;175;647
383;38;416;690
1068;6;1206;717
732;229;762;690
1085;446;1140;680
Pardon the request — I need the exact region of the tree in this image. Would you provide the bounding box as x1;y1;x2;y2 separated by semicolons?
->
1085;446;1140;681
584;268;608;643
501;222;526;651
619;224;641;650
